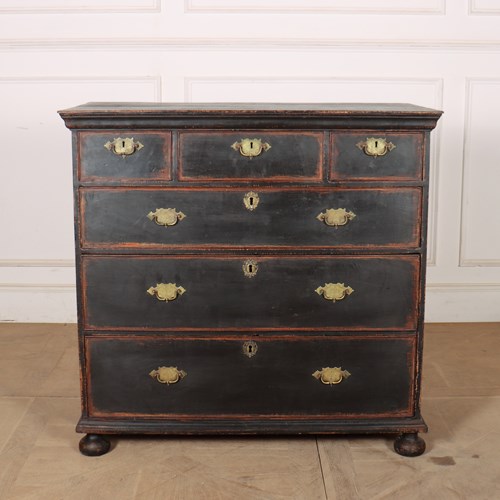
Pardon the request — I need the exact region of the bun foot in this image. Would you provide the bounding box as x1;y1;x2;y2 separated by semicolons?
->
394;432;426;457
79;434;111;456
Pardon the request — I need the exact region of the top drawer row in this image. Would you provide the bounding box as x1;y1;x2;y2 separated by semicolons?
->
78;130;425;183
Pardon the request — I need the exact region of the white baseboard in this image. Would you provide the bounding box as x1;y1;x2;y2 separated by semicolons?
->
1;283;499;324
425;283;500;323
0;284;77;323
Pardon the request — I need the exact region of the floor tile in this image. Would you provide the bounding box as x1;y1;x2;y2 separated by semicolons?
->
0;398;33;453
0;324;77;397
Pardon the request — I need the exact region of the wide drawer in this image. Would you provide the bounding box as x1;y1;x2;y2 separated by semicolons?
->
330;132;424;180
178;131;323;182
86;335;415;418
82;255;419;331
80;187;422;249
78;131;172;182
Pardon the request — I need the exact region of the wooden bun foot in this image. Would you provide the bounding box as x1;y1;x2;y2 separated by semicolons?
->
394;432;426;457
79;434;111;456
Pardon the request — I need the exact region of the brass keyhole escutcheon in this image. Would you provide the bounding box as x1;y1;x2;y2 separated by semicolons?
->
243;341;258;358
243;260;258;278
231;138;271;158
104;137;144;157
243;191;259;211
356;137;396;158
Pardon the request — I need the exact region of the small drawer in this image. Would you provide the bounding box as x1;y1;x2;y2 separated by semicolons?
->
78;131;172;182
80;187;422;250
86;335;415;418
82;255;419;331
179;131;323;182
330;132;424;181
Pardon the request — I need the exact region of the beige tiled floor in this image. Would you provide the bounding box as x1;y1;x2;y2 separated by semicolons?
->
0;323;499;499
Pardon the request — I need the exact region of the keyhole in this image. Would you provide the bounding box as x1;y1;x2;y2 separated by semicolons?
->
244;192;259;211
243;340;258;357
122;140;126;148
243;259;258;278
375;140;378;148
250;141;253;149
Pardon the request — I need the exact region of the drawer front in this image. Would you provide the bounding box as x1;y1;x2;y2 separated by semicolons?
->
79;131;172;182
82;255;419;331
331;132;424;180
179;131;323;182
80;187;421;249
86;335;415;417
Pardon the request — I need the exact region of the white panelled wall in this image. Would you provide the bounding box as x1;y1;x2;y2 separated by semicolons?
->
1;0;500;322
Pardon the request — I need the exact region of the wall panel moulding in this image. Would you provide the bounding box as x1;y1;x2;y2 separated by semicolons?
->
460;79;500;267
185;0;446;15
0;0;161;14
469;0;500;15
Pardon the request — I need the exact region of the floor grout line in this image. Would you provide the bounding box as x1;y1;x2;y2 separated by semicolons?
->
315;437;329;500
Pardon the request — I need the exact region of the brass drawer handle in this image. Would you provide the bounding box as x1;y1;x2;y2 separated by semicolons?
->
149;366;186;385
317;208;356;227
147;208;186;227
312;367;351;385
104;137;144;157
315;283;354;302
356;137;395;158
231;138;271;158
147;283;186;302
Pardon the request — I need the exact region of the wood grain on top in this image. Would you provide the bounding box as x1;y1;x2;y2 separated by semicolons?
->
59;102;442;117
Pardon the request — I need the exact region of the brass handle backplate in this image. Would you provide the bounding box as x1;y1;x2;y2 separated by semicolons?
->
104;137;144;157
231;138;271;158
315;283;354;302
312;367;351;385
149;366;186;384
356;137;395;158
147;208;186;227
147;283;186;302
317;208;356;227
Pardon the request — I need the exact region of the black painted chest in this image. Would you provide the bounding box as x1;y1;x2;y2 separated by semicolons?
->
59;102;442;457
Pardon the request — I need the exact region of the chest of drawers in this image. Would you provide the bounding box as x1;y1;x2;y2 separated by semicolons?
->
59;103;442;457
